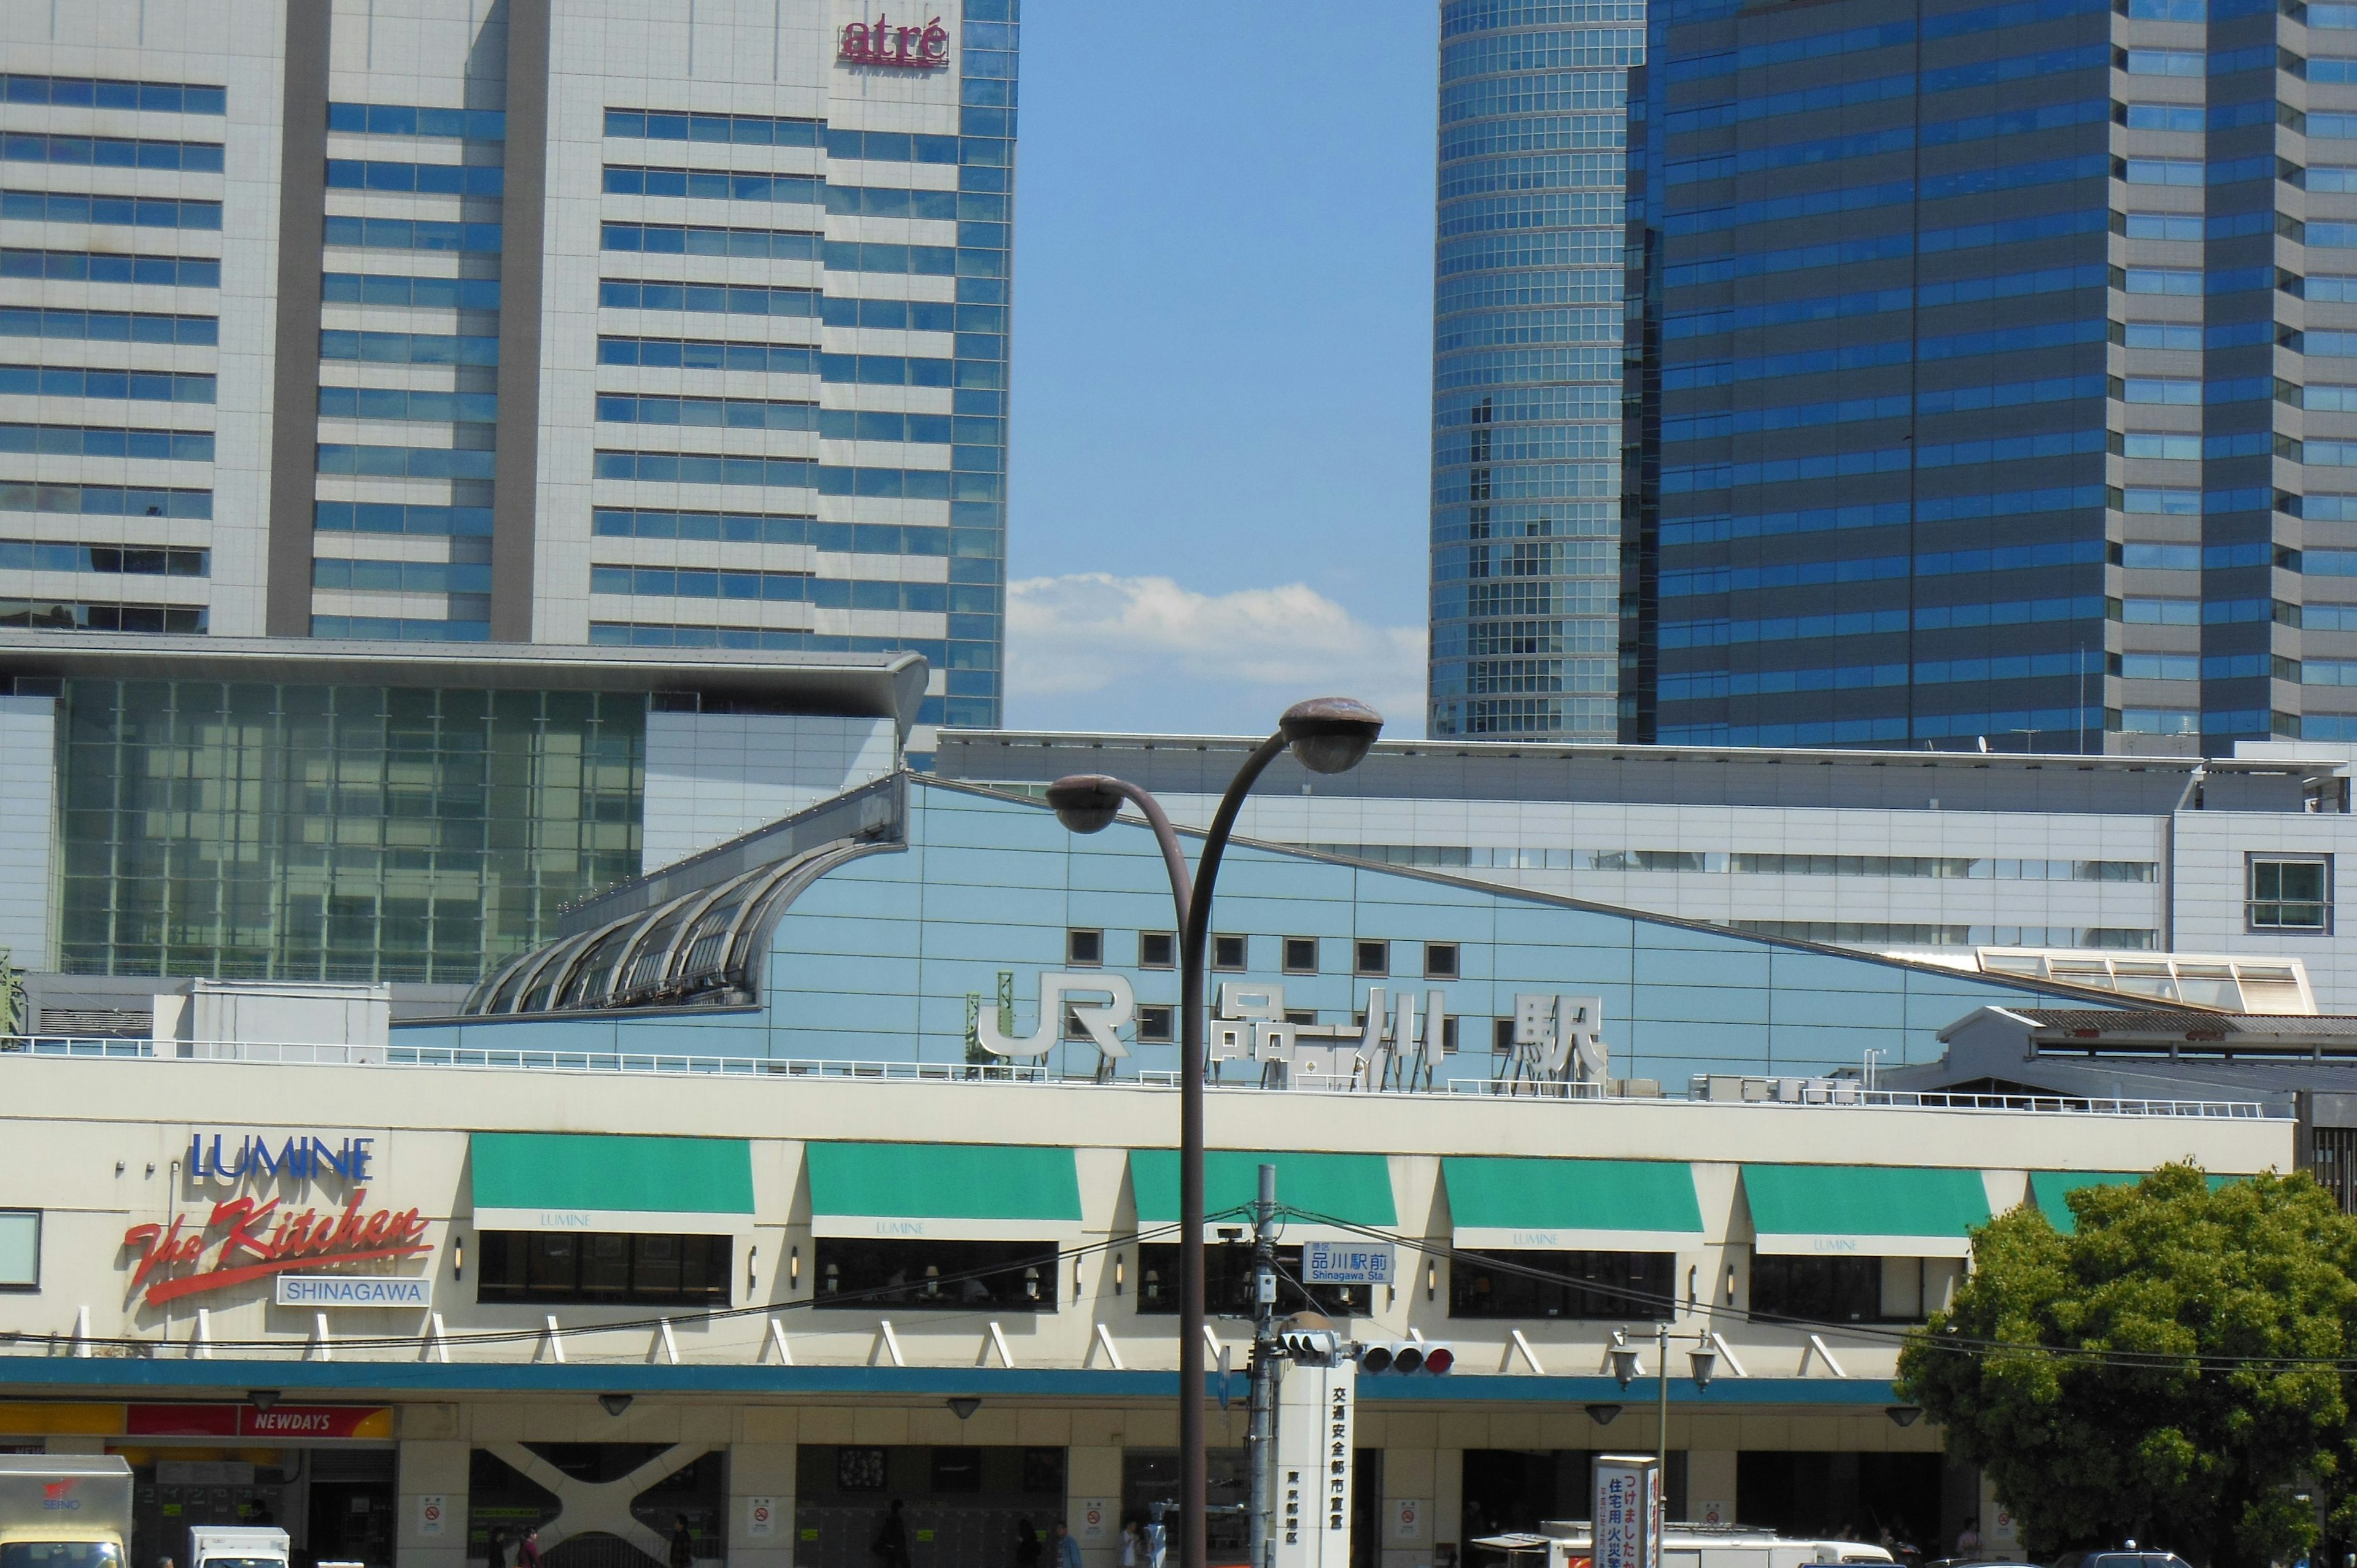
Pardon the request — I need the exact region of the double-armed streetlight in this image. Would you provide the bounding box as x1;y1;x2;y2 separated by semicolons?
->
1044;696;1385;1568
1611;1325;1720;1501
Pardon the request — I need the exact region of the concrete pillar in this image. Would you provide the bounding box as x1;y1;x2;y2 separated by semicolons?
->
1380;1446;1437;1568
397;1439;470;1568
1432;1450;1462;1567
1067;1426;1123;1568
1686;1451;1737;1529
731;1442;795;1568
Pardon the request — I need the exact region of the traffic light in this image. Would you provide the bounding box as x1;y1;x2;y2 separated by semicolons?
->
1282;1329;1343;1366
1358;1340;1453;1375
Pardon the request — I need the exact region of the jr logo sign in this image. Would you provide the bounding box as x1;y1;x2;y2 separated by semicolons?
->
975;972;1136;1060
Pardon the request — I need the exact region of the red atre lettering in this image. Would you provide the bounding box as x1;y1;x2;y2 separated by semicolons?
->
837;10;949;69
120;1188;432;1307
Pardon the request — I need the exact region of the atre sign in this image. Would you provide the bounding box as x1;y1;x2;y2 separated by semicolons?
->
839;12;950;69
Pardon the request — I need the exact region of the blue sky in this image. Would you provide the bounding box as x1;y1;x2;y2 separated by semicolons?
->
1002;4;1439;738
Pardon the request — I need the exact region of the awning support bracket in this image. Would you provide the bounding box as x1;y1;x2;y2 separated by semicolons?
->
985;1321;1016;1369
765;1316;794;1365
1092;1321;1124;1370
874;1319;906;1368
308;1312;333;1362
652;1318;680;1365
1803;1332;1847;1379
1709;1330;1747;1378
1511;1329;1547;1377
192;1307;212;1361
541;1314;567;1364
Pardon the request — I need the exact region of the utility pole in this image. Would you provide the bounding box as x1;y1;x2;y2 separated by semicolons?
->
1248;1162;1280;1568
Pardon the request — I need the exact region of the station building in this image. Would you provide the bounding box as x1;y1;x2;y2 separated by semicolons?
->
0;771;2303;1568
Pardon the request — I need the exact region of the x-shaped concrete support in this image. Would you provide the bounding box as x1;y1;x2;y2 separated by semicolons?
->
487;1440;714;1561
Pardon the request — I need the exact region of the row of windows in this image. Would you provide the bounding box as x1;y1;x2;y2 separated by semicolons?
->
325;157;505;196
1724;919;2154;949
0;307;215;346
311;557;489;594
1663;209;2107;292
1308;845;2152;882
603;107;819;148
329;102;506;141
588;565;952;612
314;501;490;537
0;74;225;114
601;220;817;260
0;189;220;230
323;215;501;252
1660;374;2102;446
319;329;498;366
589;509;953;557
1662;318;2107;395
1660;539;2108;599
586;626;981;674
1663;262;2105;340
597;278;815;318
1658;486;2107;549
597;341;1004;390
1659;651;2102;701
317;387;497;423
1660;595;2111;649
0;538;206;576
1665;429;2108;496
0;423;211;462
315;443;495;480
0;365;213;404
309;613;487;641
595;393;816;431
2;133;222;171
602;164;817;204
0;248;218;287
592;450;813;488
322;272;500;311
0;482;209;517
1;598;205;633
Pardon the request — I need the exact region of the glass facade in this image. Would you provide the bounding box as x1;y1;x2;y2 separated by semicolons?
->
55;679;642;983
1429;0;1644;740
1624;0;2343;749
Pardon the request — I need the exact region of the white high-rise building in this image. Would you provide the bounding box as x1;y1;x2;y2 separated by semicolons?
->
1;0;1016;748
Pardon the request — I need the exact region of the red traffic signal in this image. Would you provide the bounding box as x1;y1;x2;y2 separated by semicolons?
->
1357;1340;1453;1374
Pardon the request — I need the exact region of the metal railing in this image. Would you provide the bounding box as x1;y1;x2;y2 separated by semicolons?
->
1;1033;2288;1117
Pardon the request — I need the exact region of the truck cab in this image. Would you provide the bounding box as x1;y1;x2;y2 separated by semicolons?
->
0;1456;134;1568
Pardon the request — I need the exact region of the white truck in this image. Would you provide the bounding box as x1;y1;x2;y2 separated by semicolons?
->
1473;1523;1902;1568
187;1527;291;1568
0;1455;134;1568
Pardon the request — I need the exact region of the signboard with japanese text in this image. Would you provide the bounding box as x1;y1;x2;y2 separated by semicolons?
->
1303;1242;1395;1285
1593;1456;1660;1568
1274;1358;1354;1568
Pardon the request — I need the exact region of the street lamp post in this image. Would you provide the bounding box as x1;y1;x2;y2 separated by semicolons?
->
1045;697;1384;1568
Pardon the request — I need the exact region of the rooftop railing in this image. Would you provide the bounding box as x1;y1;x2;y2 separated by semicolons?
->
0;1034;2289;1117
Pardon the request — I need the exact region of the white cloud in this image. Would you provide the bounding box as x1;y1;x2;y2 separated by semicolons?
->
1003;573;1426;737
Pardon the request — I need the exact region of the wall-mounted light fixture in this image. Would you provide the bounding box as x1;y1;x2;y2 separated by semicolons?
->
1426;1257;1438;1302
1113;1255;1124;1296
454;1234;465;1281
1584;1404;1622;1426
790;1246;800;1291
249;1389;281;1413
1724;1263;1735;1305
1886;1405;1923;1428
748;1244;759;1299
600;1393;634;1418
947;1397;981;1422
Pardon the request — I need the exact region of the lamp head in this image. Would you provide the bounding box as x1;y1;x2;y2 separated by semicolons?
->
1689;1347;1717;1391
1279;697;1384;775
1045;774;1125;834
1607;1345;1642;1390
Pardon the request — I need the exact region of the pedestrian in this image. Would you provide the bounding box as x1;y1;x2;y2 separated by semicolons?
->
1053;1520;1083;1568
670;1513;697;1568
874;1500;912;1568
486;1526;509;1568
1015;1519;1042;1568
1954;1524;1980;1559
519;1526;544;1568
1121;1519;1140;1568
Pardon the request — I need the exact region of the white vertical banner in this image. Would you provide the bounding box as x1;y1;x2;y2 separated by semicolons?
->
417;1496;446;1538
1593;1456;1660;1568
748;1497;777;1537
1080;1500;1110;1542
1274;1360;1355;1568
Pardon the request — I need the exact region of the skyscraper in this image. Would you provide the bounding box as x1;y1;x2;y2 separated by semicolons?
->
1623;0;2345;752
1;0;1015;749
1428;0;1645;740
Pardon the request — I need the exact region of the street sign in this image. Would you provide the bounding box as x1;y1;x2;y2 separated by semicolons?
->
1303;1241;1394;1284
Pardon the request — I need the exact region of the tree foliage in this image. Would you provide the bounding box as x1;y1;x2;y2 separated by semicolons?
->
1898;1165;2357;1568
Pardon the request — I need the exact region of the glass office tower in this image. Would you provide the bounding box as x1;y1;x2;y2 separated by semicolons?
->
1625;0;2356;751
1428;0;1646;740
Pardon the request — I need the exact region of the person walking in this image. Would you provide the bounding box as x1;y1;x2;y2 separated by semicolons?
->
517;1527;544;1568
873;1500;912;1568
669;1513;697;1568
1015;1520;1042;1568
1053;1520;1082;1568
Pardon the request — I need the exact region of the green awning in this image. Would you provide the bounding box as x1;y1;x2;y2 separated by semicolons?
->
1743;1164;1989;1257
470;1132;755;1234
1130;1150;1397;1240
1442;1157;1704;1251
2031;1170;2235;1235
806;1142;1085;1240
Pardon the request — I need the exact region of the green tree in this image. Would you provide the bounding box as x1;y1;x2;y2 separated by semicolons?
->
1898;1165;2357;1568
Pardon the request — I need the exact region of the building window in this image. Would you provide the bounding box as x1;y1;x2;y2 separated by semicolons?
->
1137;1242;1361;1318
2250;856;2332;930
1140;931;1175;968
1283;1009;1317;1026
1139;1004;1174;1043
1282;936;1318;973
1213;933;1247;970
1492;1017;1514;1053
1355;939;1389;976
1749;1255;1932;1323
0;1210;39;1289
1067;928;1102;966
1449;1250;1671;1320
814;1238;1058;1311
1061;1004;1091;1040
477;1230;729;1307
1424;942;1458;979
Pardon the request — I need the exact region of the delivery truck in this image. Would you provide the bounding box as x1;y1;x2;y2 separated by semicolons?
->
187;1527;291;1568
0;1455;134;1568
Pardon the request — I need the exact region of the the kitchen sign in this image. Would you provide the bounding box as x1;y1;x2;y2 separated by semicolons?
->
123;1190;430;1306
